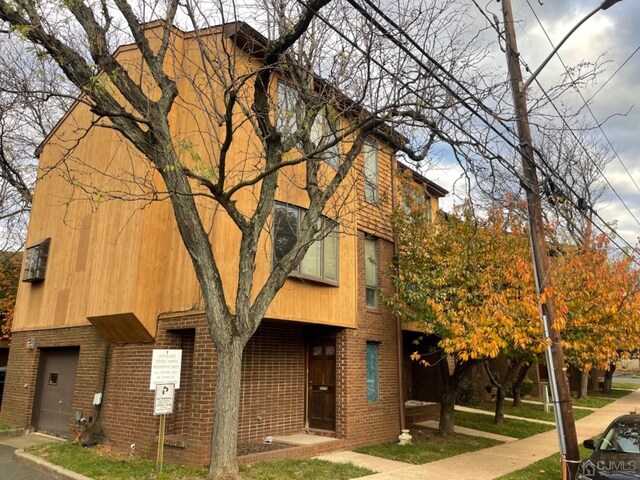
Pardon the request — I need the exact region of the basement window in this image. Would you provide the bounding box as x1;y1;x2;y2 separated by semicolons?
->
23;238;51;283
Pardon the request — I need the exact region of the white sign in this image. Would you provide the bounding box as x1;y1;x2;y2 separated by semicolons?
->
154;383;175;415
149;349;182;390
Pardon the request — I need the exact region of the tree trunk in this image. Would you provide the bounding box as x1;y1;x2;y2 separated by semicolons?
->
208;336;246;480
439;360;456;436
603;364;616;394
439;378;456;436
512;361;531;407
494;386;505;425
579;369;589;399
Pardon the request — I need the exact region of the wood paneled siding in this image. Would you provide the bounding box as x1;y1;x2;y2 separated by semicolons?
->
14;25;363;338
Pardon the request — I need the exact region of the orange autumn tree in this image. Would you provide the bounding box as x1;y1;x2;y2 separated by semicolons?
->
389;196;546;434
0;253;22;339
554;234;640;398
480;200;546;424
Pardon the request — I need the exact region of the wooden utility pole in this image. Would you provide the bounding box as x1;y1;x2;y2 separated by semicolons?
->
500;0;580;478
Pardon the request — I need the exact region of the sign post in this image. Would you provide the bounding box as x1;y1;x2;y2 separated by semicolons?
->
154;383;175;473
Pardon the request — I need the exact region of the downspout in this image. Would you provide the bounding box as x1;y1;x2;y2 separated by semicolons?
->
391;155;406;431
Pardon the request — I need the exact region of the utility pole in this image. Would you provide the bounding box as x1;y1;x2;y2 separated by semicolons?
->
500;0;580;478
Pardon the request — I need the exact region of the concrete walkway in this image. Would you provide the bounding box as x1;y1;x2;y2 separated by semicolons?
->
455;405;557;425
507;397;597;411
415;420;518;443
321;388;640;479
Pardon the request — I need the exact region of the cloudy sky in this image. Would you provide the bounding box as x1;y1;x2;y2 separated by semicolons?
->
429;0;640;250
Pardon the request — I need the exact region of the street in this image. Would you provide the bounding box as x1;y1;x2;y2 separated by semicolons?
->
0;436;56;480
614;371;640;385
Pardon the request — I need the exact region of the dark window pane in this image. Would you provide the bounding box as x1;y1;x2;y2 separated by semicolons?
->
366;287;377;308
273;205;298;263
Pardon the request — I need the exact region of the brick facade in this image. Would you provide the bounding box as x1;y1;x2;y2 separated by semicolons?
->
1;228;406;467
334;233;401;446
1;326;108;434
2;286;402;466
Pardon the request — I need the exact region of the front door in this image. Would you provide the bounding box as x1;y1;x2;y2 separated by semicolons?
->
308;339;336;430
32;348;79;437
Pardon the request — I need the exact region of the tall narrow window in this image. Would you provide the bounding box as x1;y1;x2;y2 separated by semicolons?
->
276;82;298;137
366;342;380;403
364;141;378;204
365;237;377;307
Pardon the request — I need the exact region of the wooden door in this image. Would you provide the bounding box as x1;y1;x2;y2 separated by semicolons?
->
308;339;336;430
33;348;79;437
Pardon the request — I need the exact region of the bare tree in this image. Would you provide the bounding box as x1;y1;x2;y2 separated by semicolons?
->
0;36;74;249
0;0;496;477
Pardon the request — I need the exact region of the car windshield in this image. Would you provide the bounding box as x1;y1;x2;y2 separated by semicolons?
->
599;420;640;453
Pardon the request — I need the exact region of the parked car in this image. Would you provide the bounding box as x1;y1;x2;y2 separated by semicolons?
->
578;414;640;479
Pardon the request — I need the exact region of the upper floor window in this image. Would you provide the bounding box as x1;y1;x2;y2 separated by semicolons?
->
277;81;339;168
23;238;51;283
273;203;339;284
364;141;378;204
401;185;432;223
364;237;377;307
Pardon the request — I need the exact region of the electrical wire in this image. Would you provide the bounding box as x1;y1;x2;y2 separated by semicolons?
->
586;44;640;105
471;0;640;256
525;0;640;215
348;0;640;257
293;0;640;264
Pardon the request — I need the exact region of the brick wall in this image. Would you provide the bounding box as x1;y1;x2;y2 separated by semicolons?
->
0;326;108;435
335;234;401;446
3;256;404;466
2;318;308;467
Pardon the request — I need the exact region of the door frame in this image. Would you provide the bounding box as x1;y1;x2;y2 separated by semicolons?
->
31;347;80;436
305;336;336;431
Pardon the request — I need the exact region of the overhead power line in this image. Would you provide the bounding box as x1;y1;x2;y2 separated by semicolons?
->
525;0;640;216
294;0;640;264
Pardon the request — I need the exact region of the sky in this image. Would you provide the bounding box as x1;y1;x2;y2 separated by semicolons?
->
428;0;640;250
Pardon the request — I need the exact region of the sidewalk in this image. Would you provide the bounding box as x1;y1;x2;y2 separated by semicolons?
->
323;388;640;480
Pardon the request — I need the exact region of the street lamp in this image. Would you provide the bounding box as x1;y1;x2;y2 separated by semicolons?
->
522;0;624;91
501;1;623;478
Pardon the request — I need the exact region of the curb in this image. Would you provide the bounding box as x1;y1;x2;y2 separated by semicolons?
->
15;449;93;480
0;428;25;438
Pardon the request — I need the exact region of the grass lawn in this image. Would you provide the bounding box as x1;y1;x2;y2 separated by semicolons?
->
354;426;500;464
29;442;373;480
571;388;635;409
242;459;373;480
473;402;592;422
496;445;592;479
612;381;640;391
454;411;555;439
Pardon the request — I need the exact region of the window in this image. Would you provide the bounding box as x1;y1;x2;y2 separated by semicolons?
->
276;82;298;137
401;185;432;223
363;141;378;204
273;203;339;283
365;237;377;307
277;81;340;168
22;238;51;283
366;342;379;402
311;109;340;169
